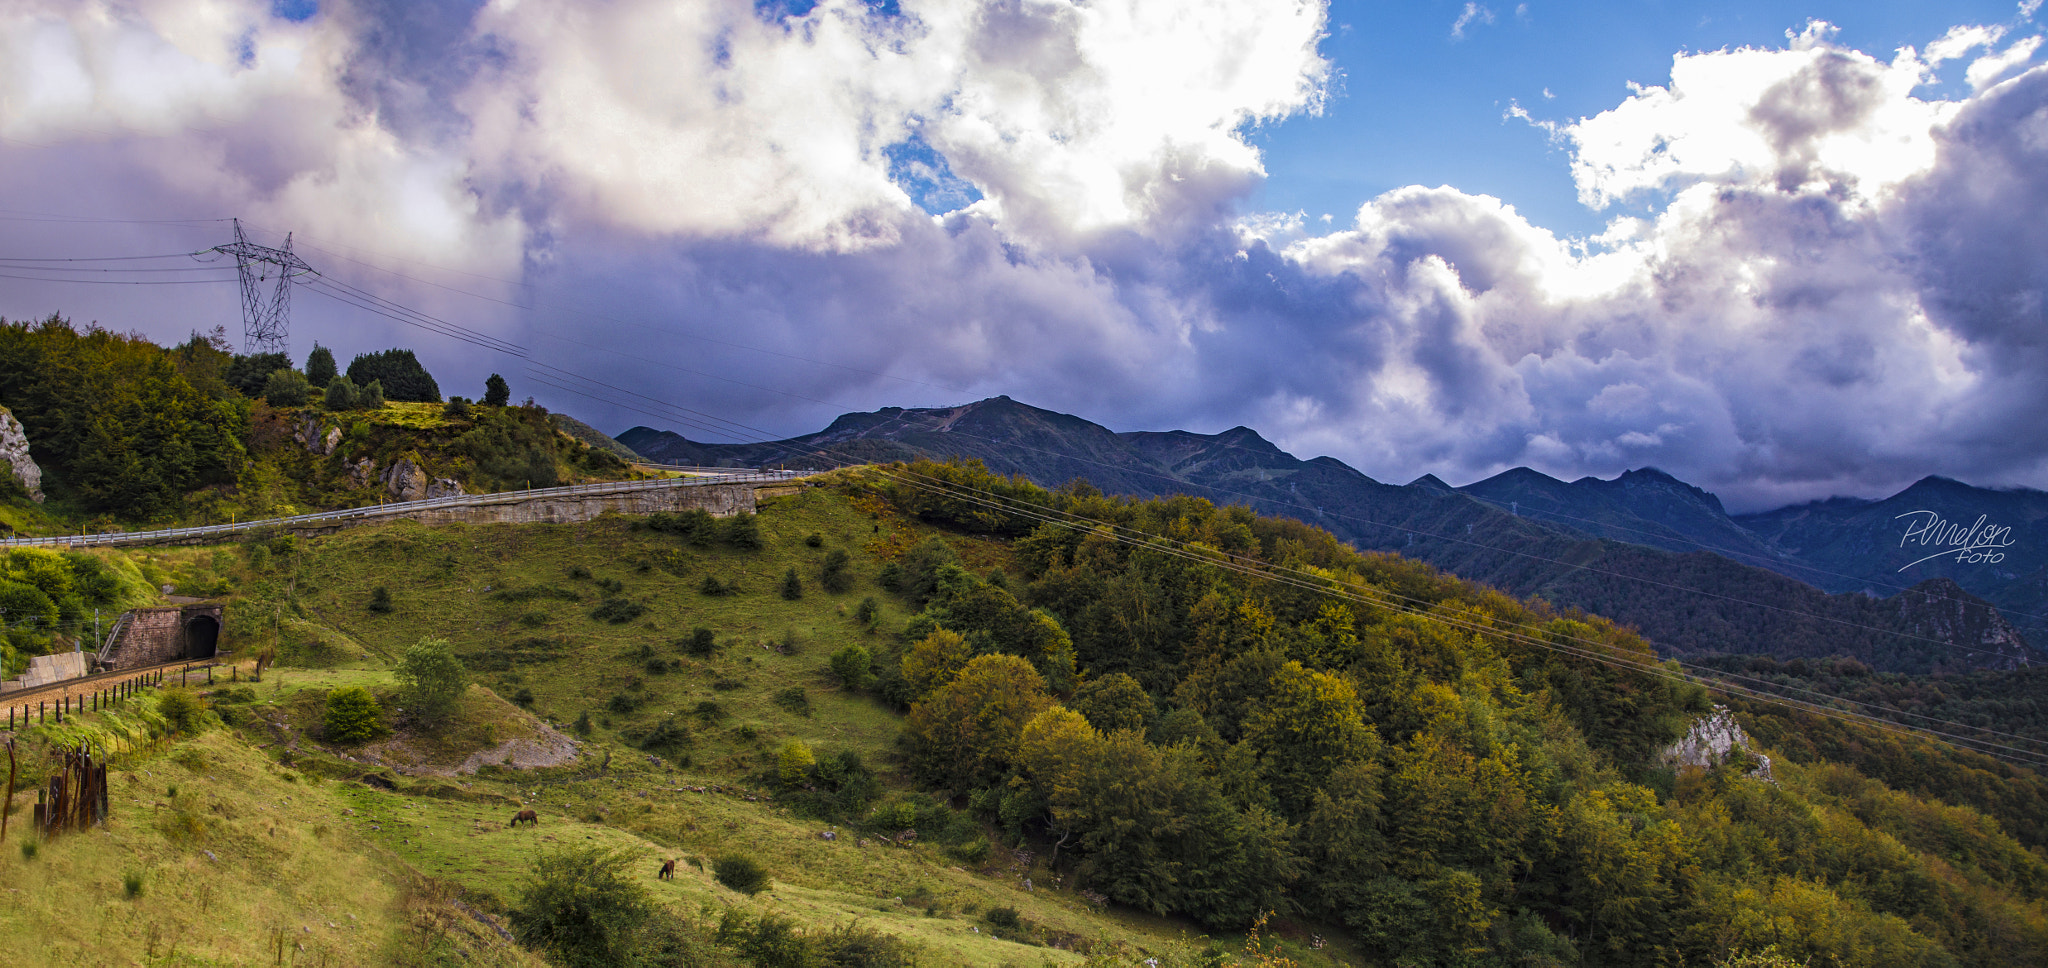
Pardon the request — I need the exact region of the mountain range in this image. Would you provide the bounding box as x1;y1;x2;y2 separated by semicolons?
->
617;396;2045;673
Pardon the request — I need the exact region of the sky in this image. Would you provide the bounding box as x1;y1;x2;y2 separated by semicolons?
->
1;0;2045;512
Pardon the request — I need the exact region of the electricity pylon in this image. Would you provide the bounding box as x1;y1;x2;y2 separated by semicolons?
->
213;218;314;355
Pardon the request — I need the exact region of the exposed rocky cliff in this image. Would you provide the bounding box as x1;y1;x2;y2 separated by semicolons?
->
0;406;45;502
1662;705;1773;782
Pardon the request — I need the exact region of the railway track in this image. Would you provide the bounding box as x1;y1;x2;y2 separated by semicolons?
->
1;656;230;731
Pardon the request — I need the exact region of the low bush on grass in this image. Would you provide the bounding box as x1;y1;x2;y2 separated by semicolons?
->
591;598;648;623
510;846;655;968
712;855;769;895
323;686;388;744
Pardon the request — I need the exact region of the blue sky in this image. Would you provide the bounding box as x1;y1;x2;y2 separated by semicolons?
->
1256;0;2035;237
0;0;2045;510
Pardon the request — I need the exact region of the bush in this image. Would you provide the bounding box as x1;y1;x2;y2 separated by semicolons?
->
367;586;393;614
513;687;535;707
681;628;718;656
724;513;762;550
777;739;815;788
263;368;312;406
321;374;356;411
699;576;730;597
820;549;853;593
346;348;440;402
983;905;1019;929
779;568;803;601
572;711;592;735
854;597;879;626
122;870;144;899
509;846;654;968
591;598;648;623
323;686;387;744
774;686;811;717
358;378;386;410
442;396;473;420
157;689;205;735
395;637;468;724
226;351;291;396
829;644;874;690
627;715;694;756
804;532;824;548
713;855;769;895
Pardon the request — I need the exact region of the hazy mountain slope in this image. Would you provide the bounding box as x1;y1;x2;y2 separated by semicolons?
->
618;397;2041;672
1737;476;2048;640
1457;466;1788;564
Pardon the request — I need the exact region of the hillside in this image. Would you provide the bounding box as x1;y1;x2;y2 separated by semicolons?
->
8;465;2048;966
617;397;2041;673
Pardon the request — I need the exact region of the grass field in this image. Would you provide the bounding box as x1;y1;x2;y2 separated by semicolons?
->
0;480;1355;966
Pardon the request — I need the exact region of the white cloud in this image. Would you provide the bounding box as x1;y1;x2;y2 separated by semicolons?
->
2023;1;2043;22
4;4;2048;512
1966;34;2043;89
1451;3;1494;41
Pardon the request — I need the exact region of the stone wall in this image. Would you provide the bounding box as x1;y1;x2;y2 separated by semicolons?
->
103;605;226;669
278;480;790;538
0;651;85;692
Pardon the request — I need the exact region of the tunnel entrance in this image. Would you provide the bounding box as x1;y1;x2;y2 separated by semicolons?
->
183;615;220;660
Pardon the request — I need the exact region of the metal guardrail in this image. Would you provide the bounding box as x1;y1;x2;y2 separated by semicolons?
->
0;470;814;550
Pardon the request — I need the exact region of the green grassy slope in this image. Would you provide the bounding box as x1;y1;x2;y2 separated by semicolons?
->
0;480;1322;967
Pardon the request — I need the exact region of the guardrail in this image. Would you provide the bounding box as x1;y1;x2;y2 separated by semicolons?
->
0;470;814;550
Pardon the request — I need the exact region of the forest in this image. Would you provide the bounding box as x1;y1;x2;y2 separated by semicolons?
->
805;459;2048;967
0;315;625;525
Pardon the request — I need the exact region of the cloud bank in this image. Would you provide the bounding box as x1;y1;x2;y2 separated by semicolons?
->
0;1;2044;510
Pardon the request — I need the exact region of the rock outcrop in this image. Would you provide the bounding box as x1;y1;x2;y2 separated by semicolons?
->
349;458;377;489
0;407;46;502
295;414;342;456
382;458;427;502
1662;705;1773;782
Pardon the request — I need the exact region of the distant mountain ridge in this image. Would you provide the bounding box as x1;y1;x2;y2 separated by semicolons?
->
616;397;2042;672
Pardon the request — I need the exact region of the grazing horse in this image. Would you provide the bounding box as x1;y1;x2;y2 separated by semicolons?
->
658;858;677;880
511;809;539;827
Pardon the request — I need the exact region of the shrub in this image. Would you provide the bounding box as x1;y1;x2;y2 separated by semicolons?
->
358;378;386;410
829;644;875;690
157;689;205;735
572;711;592;735
779;568;802;600
820;549;853;593
773;686;811;717
346;348;440;402
699;576;729;597
122;871;144;899
693;700;725;719
681;628;718;656
367;586;393;614
20;840;36;860
509;846;654;968
226;351;290;396
713;855;769;895
724;513;762;550
854;596;879;626
626;715;693;756
395;637;469;724
442;396;473;420
777;739;815;788
323;374;359;411
323;686;387;744
804;532;824;548
591;598;648;623
513;687;535;707
263;368;312;406
983;905;1019;929
568;565;592;581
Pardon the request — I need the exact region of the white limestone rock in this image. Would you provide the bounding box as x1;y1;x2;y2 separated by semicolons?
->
1662;704;1773;782
382;457;429;502
0;407;45;502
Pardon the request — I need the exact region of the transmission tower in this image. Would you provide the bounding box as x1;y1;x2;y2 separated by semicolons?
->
212;218;314;355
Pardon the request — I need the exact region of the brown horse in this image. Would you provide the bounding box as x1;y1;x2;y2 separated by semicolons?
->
658;858;677;880
511;809;539;827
